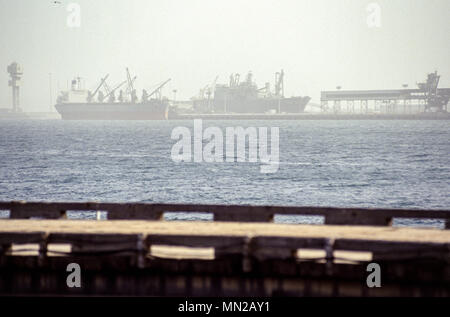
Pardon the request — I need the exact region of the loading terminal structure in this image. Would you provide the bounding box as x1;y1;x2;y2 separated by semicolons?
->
321;72;450;114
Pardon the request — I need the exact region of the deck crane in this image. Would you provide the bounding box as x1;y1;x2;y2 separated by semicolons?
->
148;79;171;100
205;75;219;111
98;78;113;103
198;84;209;99
205;76;219;99
103;79;130;102
125;68;137;96
229;73;240;87
125;68;138;103
87;74;109;102
103;79;112;95
126;68;134;92
275;69;285;97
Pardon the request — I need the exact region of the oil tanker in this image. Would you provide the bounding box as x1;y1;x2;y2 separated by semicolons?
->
55;69;170;120
192;70;310;114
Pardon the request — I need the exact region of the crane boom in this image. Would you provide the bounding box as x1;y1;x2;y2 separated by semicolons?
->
92;74;109;98
126;68;135;94
207;75;219;97
102;80;111;95
148;78;171;98
103;79;128;99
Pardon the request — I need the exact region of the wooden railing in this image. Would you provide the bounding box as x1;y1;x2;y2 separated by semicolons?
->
0;201;449;228
1;201;449;296
1;231;449;264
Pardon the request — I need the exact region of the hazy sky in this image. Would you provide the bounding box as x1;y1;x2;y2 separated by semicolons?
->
0;0;449;111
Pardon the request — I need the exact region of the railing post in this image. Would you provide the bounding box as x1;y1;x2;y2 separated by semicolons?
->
38;234;48;267
325;238;335;276
136;234;146;269
242;237;252;273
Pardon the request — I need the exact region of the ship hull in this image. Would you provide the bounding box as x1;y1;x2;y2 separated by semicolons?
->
55;102;168;120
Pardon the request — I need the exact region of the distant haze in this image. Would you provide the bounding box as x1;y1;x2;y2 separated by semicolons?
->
0;0;449;111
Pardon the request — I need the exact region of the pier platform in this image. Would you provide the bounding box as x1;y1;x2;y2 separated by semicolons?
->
170;112;450;120
0;201;449;297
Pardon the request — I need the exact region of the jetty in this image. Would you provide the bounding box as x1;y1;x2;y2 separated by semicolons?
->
169;112;450;120
0;201;449;297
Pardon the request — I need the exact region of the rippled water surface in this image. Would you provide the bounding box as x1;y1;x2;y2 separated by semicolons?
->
0;120;448;225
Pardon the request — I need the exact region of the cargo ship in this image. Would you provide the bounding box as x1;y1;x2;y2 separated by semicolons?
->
55;69;170;120
192;70;310;114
